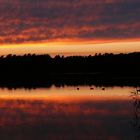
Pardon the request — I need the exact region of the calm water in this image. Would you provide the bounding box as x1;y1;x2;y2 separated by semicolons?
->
0;86;139;140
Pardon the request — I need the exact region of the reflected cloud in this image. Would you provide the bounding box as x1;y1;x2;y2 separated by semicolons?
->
0;98;133;140
0;86;136;139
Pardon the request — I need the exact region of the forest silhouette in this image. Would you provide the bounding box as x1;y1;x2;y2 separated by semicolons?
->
0;52;140;88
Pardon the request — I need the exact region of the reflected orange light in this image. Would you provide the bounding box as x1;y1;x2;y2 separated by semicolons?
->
0;86;133;102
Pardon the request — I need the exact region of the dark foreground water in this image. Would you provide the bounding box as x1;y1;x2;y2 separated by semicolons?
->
0;86;139;140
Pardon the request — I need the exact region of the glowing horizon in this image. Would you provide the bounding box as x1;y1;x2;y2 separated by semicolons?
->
0;40;140;56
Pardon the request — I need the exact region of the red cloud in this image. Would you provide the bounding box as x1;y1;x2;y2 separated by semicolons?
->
0;0;139;44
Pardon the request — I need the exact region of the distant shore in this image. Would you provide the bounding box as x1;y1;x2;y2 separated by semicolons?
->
0;52;140;88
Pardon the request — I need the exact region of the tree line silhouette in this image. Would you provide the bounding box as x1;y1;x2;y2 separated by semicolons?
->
0;52;140;88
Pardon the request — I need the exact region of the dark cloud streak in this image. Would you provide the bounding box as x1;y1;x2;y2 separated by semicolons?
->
0;0;139;43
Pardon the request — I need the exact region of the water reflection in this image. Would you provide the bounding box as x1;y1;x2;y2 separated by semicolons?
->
0;86;136;140
131;88;140;140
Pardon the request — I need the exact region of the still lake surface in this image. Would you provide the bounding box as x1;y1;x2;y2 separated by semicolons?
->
0;86;139;140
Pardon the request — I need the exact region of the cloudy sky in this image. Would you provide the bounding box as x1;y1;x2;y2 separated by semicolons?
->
0;0;140;55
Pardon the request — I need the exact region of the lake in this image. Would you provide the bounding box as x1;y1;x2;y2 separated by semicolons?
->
0;86;139;140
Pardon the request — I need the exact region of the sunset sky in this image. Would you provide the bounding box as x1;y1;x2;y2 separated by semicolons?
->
0;0;140;55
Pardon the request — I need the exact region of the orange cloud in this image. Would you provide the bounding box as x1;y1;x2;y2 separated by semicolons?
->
0;0;139;44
